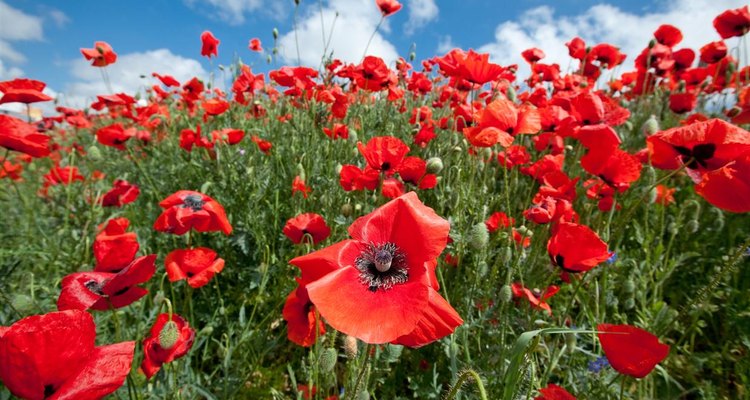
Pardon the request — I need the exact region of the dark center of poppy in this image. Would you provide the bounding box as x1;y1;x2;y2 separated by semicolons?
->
84;280;105;296
355;242;407;292
674;144;715;169
44;384;55;398
381;162;391;171
182;194;205;211
554;254;565;269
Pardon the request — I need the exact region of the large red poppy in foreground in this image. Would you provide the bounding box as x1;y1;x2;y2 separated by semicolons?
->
0;310;134;400
293;192;462;346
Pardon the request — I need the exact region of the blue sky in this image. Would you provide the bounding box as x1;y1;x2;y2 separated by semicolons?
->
0;0;747;110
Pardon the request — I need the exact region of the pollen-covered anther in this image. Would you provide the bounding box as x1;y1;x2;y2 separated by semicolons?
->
355;242;407;291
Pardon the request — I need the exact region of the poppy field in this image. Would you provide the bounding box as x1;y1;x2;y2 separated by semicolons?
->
1;2;750;399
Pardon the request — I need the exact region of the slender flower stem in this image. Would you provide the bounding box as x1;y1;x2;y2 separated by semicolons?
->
361;16;384;62
351;343;371;399
444;369;488;400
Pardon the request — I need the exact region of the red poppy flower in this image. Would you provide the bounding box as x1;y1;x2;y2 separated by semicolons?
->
0;115;50;158
646;118;750;173
0;78;53;105
485;211;514;233
80;41;117;67
201;98;229;116
298;192;462;346
694;153;750;213
577;125;641;188
464;99;540;148
339;165;380;191
95;123;136;150
548;222;611;273
653;24;682;47
251;135;272;154
292;175;312;198
358;136;410;176
381;177;405;199
535;384;576;400
713;6;750;39
57;255;156;311
141;313;195;379
699;41;727;64
200;31;220;58
522;48;546;63
283;213;331;245
210;128;245;145
43;165;85;186
397;156;437;190
654;185;676;206
248;38;263;52
566;37;586;60
165;247;225;288
511;283;559;315
101;179;140;208
154;190;232;235
323;123;349;140
457;49;505;85
375;0;402;17
93;218;139;272
152;72;180;87
597;323;669;378
669;92;698;114
0;310;134;400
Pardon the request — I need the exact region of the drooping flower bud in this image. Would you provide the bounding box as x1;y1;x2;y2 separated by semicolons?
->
158;320;180;350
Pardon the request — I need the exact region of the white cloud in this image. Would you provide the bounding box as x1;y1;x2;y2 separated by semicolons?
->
0;1;44;65
404;0;438;35
436;35;455;54
477;0;750;81
184;0;285;25
60;49;208;108
46;9;70;28
277;0;399;68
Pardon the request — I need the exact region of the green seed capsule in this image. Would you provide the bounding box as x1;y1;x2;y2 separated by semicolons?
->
318;348;337;373
426;157;444;174
158;321;180;350
469;223;489;250
499;284;513;303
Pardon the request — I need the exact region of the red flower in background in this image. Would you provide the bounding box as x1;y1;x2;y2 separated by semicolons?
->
375;0;402;17
57;255;156;311
154;190;232;235
248;38;263;52
94;217;139;272
654;185;676;206
358;136;410;176
0;310;134;400
653;24;683;47
548;222;610;273
152;72;180;87
292;175;312;198
283;213;331;245
511;283;560;315
522;48;545;63
96;123;136;150
141;313;195;379
0;115;50;158
43;165;85;187
535;384;577;400
252;135;272;154
464;98;541;148
339;165;379;191
699;41;727;64
713;6;750;39
597;324;669;378
298;192;463;346
485;211;514;233
0;78;53;105
457;49;505;85
165;247;225;288
200;31;220;58
211;128;245;145
669;92;698;114
81;41;117;67
577;125;641;188
566;37;586;60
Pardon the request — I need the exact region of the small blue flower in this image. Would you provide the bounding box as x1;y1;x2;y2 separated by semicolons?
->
606;253;618;264
588;356;610;373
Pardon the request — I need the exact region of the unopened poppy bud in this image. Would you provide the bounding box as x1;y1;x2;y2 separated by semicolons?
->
426;157;443;174
499;284;513;303
318;348;337;373
477;261;488;277
356;391;370;400
273;28;278;39
565;333;577;352
469;222;489;250
481;147;493;160
409;52;416;62
158;320;180;350
648;39;656;49
686;219;699;234
453;145;463;153
516;225;533;237
266;55;272;64
501;246;513;263
643;165;657;184
272;47;278;55
348;129;358;142
642;115;660;135
648;187;658;204
726;61;736;74
87;145;102;161
623;278;636;294
624;298;636;310
341;203;353;217
667;222;678;236
11;294;33;313
335;163;342;174
712;208;725;231
296;163;305;181
506;85;517;103
200;325;214;335
343;335;358;358
294;0;301;5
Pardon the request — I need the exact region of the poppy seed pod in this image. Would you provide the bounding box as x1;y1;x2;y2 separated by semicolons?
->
469;222;490;250
318;348;337;373
499;284;513;303
343;335;358;358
